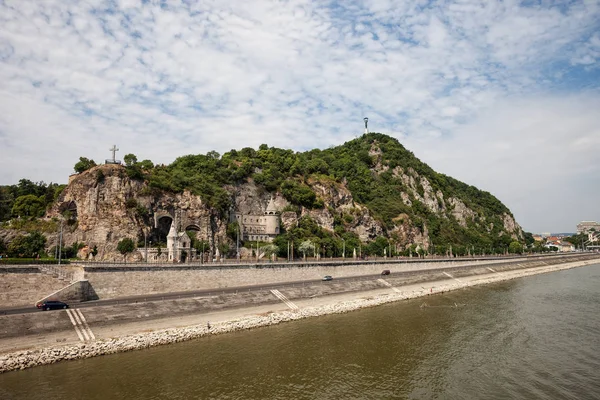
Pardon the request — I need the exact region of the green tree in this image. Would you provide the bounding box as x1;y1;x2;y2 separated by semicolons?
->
123;153;138;167
366;236;390;256
138;159;154;170
564;233;587;249
117;238;136;261
508;241;522;254
226;222;240;242
91;245;98;257
298;240;315;259
7;231;47;258
0;186;14;221
11;194;46;218
74;157;97;173
261;244;279;258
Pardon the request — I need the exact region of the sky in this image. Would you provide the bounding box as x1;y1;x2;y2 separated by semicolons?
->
0;0;599;234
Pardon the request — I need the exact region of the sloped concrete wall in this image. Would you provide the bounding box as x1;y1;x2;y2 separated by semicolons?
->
36;280;98;304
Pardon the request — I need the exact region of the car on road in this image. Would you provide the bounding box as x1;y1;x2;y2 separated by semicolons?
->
322;275;333;281
381;270;391;275
36;300;69;311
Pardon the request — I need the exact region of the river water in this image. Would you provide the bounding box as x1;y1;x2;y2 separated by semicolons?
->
1;264;599;399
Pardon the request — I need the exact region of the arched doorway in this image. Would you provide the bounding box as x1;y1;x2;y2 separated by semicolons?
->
156;216;173;244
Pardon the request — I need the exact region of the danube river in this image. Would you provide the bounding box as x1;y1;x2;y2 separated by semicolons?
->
1;263;599;399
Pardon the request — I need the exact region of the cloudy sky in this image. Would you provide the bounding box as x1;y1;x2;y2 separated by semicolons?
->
1;0;599;233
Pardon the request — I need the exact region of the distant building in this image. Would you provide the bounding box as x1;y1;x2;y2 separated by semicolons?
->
545;240;575;252
230;198;280;242
577;221;600;234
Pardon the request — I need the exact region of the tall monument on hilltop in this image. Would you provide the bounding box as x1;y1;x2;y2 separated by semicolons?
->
364;117;369;134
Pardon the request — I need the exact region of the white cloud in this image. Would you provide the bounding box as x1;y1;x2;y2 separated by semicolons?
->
406;94;600;233
0;0;599;232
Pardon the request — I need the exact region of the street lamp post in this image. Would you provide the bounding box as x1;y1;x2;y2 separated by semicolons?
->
58;219;63;265
144;231;148;263
342;239;345;260
236;226;240;262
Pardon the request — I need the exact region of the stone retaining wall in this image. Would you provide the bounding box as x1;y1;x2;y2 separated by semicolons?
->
82;256;533;299
0;267;73;307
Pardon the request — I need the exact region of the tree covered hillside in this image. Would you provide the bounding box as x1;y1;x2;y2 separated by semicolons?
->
1;133;524;258
124;133;520;255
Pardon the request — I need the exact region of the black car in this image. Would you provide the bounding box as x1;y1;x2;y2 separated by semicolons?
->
322;275;333;281
381;270;391;275
36;300;69;311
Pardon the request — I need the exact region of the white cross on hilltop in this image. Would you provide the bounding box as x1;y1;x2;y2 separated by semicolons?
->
106;145;121;164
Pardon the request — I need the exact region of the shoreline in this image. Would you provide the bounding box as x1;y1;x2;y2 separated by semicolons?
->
1;258;598;374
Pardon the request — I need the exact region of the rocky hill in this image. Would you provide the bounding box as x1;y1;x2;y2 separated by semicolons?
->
1;133;523;260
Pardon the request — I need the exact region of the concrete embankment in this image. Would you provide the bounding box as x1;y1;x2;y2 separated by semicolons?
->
1;255;599;374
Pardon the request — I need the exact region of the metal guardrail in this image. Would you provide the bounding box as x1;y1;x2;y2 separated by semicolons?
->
71;252;590;268
0;259;71;265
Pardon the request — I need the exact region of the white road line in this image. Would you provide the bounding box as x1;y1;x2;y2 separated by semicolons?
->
443;271;463;283
71;309;90;341
487;267;496;273
377;279;401;293
65;309;85;342
76;309;96;340
271;289;299;310
270;289;299;310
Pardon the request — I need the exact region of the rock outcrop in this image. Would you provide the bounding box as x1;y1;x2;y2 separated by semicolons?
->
14;134;523;261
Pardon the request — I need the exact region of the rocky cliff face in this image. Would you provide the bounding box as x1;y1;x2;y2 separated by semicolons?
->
45;165;391;260
41;137;522;261
48;164;222;261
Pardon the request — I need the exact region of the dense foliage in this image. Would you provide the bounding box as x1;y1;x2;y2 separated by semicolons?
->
0;179;65;222
2;133;524;258
5;231;47;258
117;238;136;259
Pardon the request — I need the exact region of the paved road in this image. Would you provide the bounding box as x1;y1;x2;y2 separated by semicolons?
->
1;253;593;316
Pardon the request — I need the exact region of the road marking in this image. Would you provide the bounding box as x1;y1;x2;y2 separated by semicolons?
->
71;309;90;341
377;279;401;293
76;309;96;340
270;289;299;310
65;309;85;342
66;309;95;341
443;271;462;283
487;267;496;273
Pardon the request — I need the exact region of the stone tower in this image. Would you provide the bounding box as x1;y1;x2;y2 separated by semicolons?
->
264;197;279;236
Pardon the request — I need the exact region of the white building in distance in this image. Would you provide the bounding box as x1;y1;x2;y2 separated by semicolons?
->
577;221;600;234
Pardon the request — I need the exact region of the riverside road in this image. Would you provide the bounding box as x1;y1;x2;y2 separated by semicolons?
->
0;253;585;316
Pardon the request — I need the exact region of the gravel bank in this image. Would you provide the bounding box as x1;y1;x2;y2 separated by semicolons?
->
1;259;597;374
